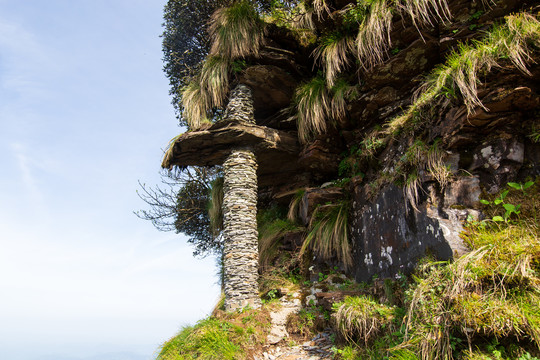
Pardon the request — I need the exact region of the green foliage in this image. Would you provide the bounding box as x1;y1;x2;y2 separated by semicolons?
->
157;318;240;360
529;124;540;143
333;295;396;345
386;12;540;134
156;310;270;360
287;304;329;338
137;167;223;257
479;181;538;223
301;200;352;268
258;206;303;269
209;1;266;59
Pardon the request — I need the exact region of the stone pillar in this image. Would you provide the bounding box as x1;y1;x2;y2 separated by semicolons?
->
223;149;261;311
222;84;261;311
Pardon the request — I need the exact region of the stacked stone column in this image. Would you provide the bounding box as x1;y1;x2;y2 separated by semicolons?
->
222;84;262;311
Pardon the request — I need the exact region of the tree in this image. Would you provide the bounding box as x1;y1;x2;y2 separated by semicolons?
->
162;0;236;127
161;0;296;127
136;166;223;256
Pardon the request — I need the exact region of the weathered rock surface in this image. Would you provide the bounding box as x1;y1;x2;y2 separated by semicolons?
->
162;120;301;186
240;65;297;122
351;184;468;282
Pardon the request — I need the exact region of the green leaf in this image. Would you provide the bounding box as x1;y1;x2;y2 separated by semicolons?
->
501;190;509;199
503;204;516;212
507;182;521;189
494;199;503;205
480;199;490;205
492;216;504;222
523;181;534;189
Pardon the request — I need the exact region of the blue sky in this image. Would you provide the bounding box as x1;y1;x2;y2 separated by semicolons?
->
0;1;219;359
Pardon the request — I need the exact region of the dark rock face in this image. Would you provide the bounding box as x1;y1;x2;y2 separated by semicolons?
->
161;0;540;285
469;138;525;194
239;65;297;122
351;185;454;282
444;176;481;208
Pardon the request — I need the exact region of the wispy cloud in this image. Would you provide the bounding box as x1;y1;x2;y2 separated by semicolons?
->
11;142;42;199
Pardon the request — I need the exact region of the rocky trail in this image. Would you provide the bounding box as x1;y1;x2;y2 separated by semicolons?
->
254;292;335;360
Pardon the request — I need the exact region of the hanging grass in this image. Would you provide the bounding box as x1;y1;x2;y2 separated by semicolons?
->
387;11;540;135
301;201;352;269
313;31;356;86
209;0;265;60
293;75;331;143
355;0;393;70
397;0;451;31
313;0;331;20
199;56;231;109
180;56;231;130
287;188;306;223
162;133;183;169
181;80;211;130
292;76;353;143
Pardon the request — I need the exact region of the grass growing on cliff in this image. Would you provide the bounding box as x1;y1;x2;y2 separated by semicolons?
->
386;12;540;134
301;201;352;269
353;0;393;71
397;0;451;31
292;75;354;142
328;181;540;359
180;80;210;130
313;31;355;86
156;308;271;360
199;56;231;110
208;0;265;59
293;75;331;143
396;181;540;359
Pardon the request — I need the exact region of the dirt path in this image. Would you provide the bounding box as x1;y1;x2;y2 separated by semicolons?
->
254;293;335;360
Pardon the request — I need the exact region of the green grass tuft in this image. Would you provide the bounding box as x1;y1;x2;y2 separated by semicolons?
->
209;1;265;60
387;11;540;134
301;201;352;269
333;295;396;345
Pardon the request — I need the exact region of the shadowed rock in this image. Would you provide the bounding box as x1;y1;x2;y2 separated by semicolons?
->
162;120;301;186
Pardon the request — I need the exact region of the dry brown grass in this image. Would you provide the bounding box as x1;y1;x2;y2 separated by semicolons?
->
313;32;355;86
355;0;393;70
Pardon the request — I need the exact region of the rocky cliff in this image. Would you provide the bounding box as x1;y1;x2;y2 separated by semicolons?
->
163;0;540;283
